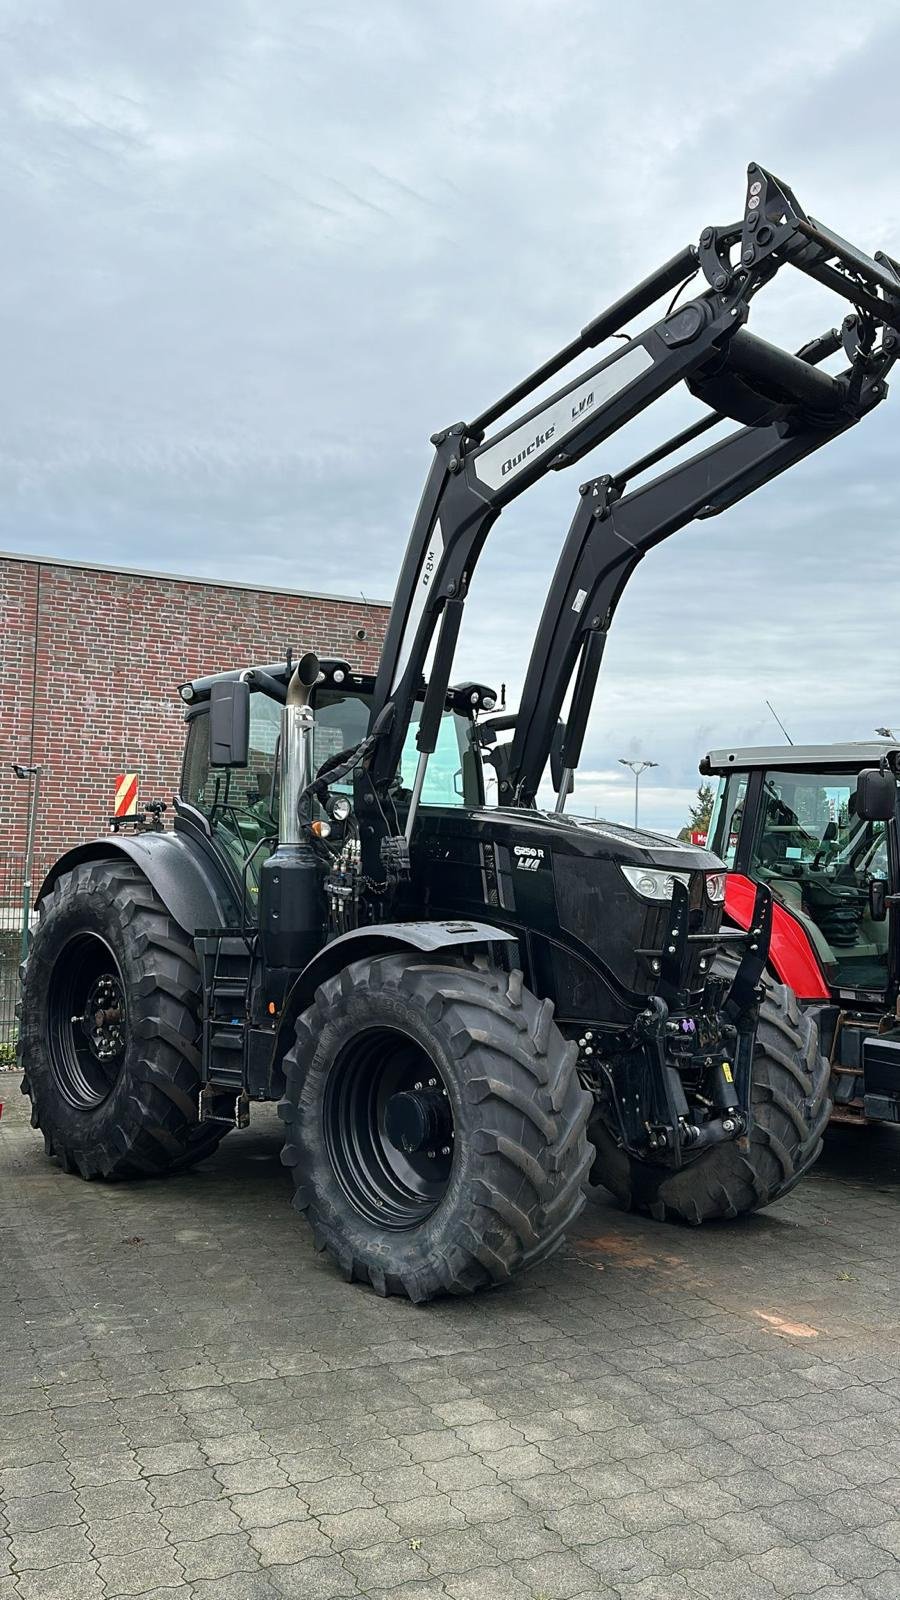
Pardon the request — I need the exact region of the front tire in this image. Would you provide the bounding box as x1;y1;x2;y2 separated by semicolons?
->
278;955;592;1301
19;860;225;1179
589;963;831;1223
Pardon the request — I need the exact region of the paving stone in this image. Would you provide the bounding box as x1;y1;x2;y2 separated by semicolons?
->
146;1468;224;1506
248;1518;332;1564
88;1510;168;1554
703;1510;783;1558
10;1519;93;1568
512;1548;601;1595
446;1482;524;1523
201;1434;272;1467
176;1531;259;1580
0;1461;72;1499
581;1534;667;1585
443;1564;531;1599
683;1559;781;1600
385;1493;466;1534
161;1497;243;1541
809;1531;897;1581
870;1522;900;1560
269;1554;358;1598
861;1575;900;1600
67;1451;142;1488
0;1489;82;1531
402;1430;467;1464
750;1544;844;1596
343;1538;429;1587
138;1441;210;1476
319;1504;396;1549
228;1487;310;1530
514;1471;589;1512
106;1589;190;1600
216;1459;291;1495
615;1576;693;1600
98;1544;188;1594
296;1475;376;1516
421;1454;496;1493
416;1526;496;1575
14;1561;106;1600
543;1502;627;1548
188;1579;278;1600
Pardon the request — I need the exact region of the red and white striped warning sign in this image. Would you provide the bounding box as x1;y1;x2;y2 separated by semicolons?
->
114;773;139;818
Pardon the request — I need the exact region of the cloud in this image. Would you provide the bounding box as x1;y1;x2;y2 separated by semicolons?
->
1;0;899;829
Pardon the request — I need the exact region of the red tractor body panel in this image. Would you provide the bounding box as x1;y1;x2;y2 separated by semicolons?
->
725;873;831;1001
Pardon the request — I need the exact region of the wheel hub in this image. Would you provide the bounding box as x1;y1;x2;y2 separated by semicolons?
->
384;1088;452;1155
322;1027;456;1229
75;975;126;1062
47;933;130;1110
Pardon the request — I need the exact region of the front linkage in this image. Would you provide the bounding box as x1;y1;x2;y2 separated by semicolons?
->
582;882;774;1171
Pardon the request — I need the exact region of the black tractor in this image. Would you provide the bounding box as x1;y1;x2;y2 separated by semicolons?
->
19;166;900;1299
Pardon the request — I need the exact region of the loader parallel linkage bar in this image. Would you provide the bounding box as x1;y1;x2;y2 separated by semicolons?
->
364;163;899;859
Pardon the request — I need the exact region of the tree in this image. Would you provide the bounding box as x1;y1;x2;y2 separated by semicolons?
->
678;781;714;842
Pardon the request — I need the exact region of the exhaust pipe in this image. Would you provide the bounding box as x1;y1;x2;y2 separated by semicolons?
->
279;652;320;845
259;650;324;971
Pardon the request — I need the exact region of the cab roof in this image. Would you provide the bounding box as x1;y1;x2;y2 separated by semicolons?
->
701;741;900;775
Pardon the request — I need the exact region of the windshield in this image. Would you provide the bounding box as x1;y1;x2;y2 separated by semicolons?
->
181;689;483;896
718;768;896;992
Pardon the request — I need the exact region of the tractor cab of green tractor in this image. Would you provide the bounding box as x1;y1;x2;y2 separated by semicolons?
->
702;742;900;1123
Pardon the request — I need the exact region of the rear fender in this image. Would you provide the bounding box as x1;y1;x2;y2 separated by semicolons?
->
270;919;519;1093
36;833;238;936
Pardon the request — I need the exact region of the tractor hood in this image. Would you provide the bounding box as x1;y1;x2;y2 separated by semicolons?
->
408;805;728;1015
479;805;725;873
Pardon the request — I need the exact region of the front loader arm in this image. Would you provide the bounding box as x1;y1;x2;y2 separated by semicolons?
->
504;345;894;805
363;163;900;877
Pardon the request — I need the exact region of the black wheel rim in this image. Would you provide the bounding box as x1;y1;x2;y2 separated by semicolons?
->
46;933;128;1110
323;1026;455;1229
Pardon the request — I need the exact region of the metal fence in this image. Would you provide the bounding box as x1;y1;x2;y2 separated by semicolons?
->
0;850;25;1061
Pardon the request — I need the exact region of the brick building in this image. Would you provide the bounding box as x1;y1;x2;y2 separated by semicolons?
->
0;552;389;887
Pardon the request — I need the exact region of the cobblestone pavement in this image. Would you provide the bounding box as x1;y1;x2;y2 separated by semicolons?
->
2;1071;900;1600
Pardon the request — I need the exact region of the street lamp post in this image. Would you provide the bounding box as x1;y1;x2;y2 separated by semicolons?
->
618;758;658;829
12;763;42;965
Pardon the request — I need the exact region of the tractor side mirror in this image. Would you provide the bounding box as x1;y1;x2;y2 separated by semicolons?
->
856;767;896;822
209;680;250;767
550;721;569;795
869;879;888;922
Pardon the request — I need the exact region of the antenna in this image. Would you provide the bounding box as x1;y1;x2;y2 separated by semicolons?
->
765;699;794;745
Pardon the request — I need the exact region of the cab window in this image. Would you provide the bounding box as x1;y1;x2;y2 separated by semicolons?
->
180;694;281;895
707;775;747;867
748;769;894;991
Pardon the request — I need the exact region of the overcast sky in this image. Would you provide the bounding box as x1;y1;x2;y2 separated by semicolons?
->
2;0;899;831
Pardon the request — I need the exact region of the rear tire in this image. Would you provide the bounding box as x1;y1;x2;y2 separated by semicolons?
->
19;860;225;1179
278;954;592;1301
589;960;831;1222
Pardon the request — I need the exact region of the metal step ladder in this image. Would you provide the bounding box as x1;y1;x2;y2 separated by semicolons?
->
196;933;254;1098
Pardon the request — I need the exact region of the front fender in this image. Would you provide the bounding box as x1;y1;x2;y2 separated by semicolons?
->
37;831;238;935
270;918;518;1090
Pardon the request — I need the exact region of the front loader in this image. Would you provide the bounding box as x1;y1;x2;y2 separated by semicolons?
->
19;165;900;1298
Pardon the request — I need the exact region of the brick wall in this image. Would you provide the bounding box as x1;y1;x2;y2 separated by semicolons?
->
0;554;389;886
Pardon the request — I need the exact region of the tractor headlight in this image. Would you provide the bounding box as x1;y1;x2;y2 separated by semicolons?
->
620;865;691;902
329;794;352;823
705;871;726;903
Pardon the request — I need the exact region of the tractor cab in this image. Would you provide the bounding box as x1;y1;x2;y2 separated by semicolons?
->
176;657;491;913
702;742;900;1122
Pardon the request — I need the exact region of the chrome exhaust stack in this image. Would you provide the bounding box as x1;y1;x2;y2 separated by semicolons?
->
279;651;320;846
260;651;324;972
